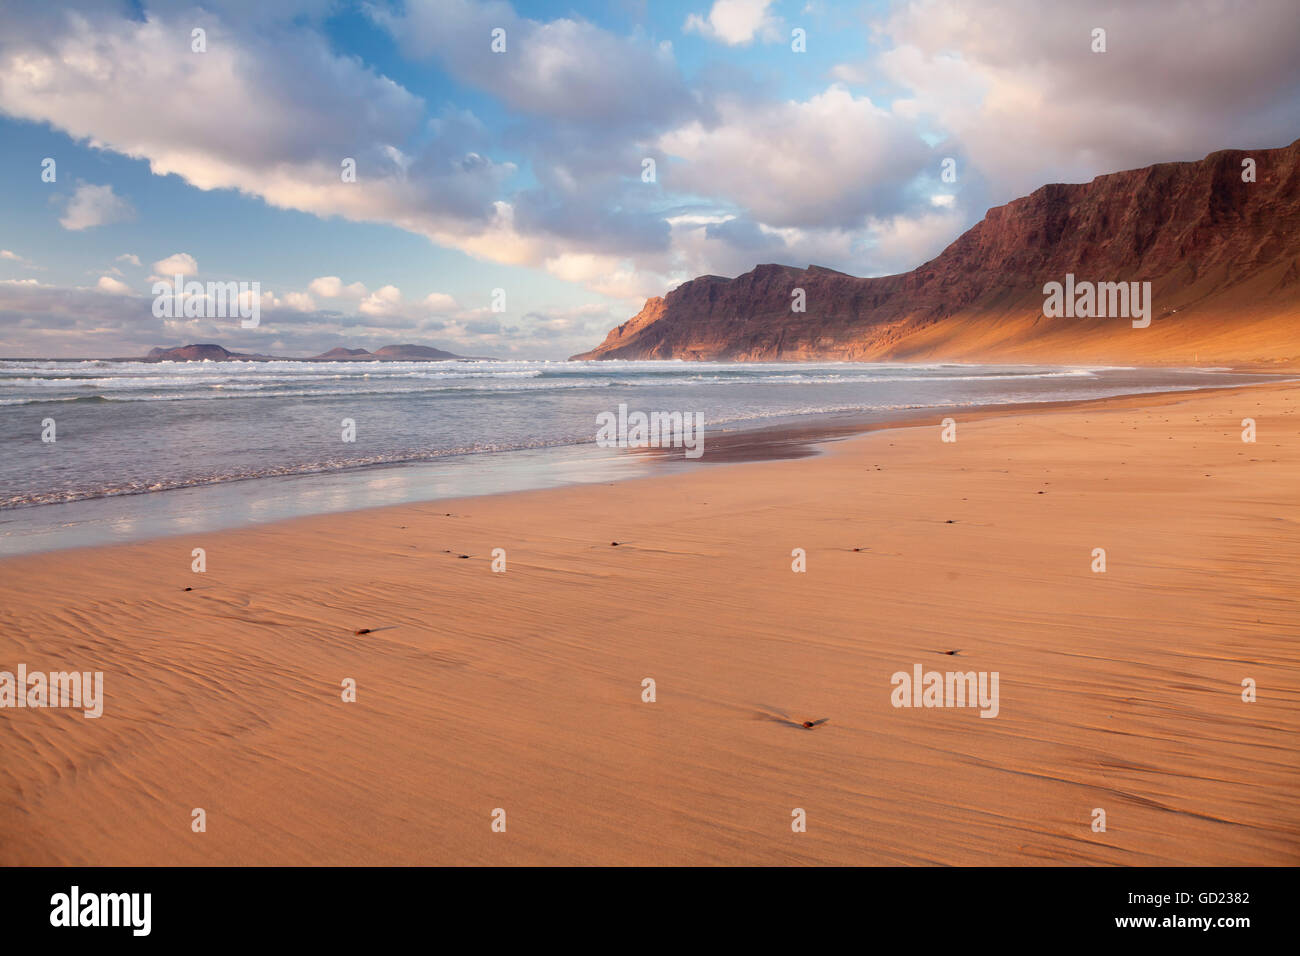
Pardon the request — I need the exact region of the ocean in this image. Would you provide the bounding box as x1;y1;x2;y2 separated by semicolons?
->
0;358;1285;554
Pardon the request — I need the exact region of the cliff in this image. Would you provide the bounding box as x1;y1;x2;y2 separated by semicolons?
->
574;138;1300;366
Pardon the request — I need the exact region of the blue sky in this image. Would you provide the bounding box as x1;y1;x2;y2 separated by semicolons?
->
1;0;1297;358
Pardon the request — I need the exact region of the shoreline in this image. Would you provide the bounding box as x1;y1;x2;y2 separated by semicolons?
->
2;372;1295;559
1;379;1297;864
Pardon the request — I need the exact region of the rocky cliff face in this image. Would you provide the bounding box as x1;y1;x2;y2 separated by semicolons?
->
574;139;1300;366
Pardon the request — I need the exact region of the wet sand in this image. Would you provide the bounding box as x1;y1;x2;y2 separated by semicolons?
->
1;382;1297;865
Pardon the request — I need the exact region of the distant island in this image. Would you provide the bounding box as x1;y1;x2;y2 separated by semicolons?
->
134;343;493;362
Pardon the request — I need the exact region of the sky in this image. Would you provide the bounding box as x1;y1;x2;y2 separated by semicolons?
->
0;0;1297;359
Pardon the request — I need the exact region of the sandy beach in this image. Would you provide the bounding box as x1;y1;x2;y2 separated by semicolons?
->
1;381;1297;866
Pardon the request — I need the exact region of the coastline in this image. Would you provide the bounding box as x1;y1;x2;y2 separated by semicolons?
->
1;379;1297;864
2;369;1294;558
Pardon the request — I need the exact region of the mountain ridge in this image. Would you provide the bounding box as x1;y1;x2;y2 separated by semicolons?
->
573;138;1300;366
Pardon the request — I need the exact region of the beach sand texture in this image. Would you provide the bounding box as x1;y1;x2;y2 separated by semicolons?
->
1;383;1297;865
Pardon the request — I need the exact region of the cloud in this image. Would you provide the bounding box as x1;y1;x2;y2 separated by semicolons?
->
281;291;315;312
0;279;159;357
658;86;931;229
542;253;625;285
0;11;424;181
0;0;965;302
0;7;517;265
4;0;1296;336
877;0;1300;201
859;209;967;275
0;276;472;357
358;284;403;316
0;262;611;358
152;253;198;277
684;1;781;46
424;292;458;312
541;252;672;301
0;3;686;292
308;276;367;299
58;182;134;231
374;0;692;128
348;286;459;319
116;253;141;266
95;275;132;295
307;276;342;298
0;249;36;267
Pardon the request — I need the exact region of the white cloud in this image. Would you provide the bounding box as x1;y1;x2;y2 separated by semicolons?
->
58;182;134;231
358;284;403;316
423;292;458;312
658;86;930;228
3;0;1295;332
0;1;972;302
96;275;132;295
376;0;691;125
861;209;967;275
0;274;597;359
307;276;341;298
684;1;781;46
878;0;1300;201
540;252;667;301
543;252;624;284
308;276;367;299
116;253;141;266
0;9;520;270
152;253;198;277
281;291;316;311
